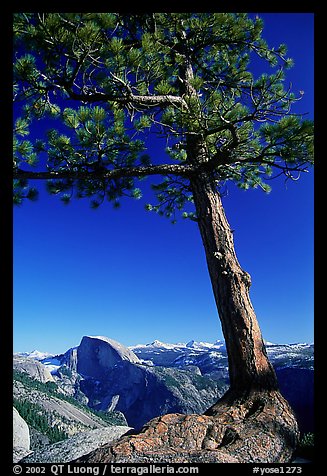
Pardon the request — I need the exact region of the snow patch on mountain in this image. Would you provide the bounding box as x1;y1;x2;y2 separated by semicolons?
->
15;350;54;361
129;339;226;353
41;357;62;374
132;340;187;350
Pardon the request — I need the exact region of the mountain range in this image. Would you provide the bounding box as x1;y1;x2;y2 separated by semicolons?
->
13;335;314;463
18;337;314;375
129;339;313;374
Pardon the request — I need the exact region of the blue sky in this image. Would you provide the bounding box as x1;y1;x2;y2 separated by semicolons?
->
13;13;314;354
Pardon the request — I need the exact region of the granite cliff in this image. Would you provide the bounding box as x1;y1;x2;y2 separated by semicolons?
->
77;335;141;379
59;336;227;430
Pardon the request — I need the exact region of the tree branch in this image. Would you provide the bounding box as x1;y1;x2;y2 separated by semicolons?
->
14;163;195;181
65;86;188;111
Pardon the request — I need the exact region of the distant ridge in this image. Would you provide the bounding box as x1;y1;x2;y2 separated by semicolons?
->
15;338;313;367
14;335;314;433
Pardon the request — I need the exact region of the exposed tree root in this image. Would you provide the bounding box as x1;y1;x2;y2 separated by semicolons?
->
74;389;299;463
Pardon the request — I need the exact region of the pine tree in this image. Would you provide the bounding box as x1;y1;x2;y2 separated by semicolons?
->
13;13;313;462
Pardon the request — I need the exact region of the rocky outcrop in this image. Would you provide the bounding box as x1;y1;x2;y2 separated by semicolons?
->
21;426;132;463
13;356;54;383
75;389;299;463
61;347;78;372
77;336;141;379
13;407;32;462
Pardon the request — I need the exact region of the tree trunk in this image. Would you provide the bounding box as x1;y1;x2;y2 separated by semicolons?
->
190;171;278;393
75;161;300;464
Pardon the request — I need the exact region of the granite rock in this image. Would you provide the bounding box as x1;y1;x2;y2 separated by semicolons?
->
13;407;32;462
13;356;54;383
21;425;132;463
77;336;140;379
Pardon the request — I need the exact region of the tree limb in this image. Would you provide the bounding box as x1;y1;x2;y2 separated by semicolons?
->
14;163;195;181
65;85;188;111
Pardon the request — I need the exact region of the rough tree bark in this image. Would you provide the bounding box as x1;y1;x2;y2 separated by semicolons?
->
190;171;278;393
